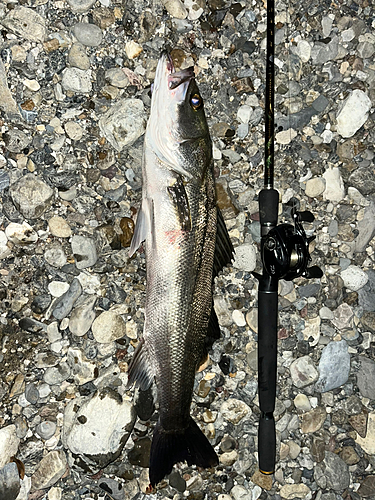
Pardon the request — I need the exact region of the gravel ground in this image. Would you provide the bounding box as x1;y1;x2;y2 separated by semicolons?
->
1;0;375;499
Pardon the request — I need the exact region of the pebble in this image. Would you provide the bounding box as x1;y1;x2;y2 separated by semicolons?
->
314;451;350;491
71;235;98;269
43;362;71;385
99;99;146;151
2;6;46;42
44;245;67;268
64;122;83;141
61;68;92;94
358;270;375;312
105;68;129;88
233;244;257;272
220;398;251;424
36;421;57;440
305;177;326;198
62;390;136;467
72;23;103;47
48;281;70;297
290;356;319;388
336;90;372;138
31;450;67;492
69;295;97;336
52;278;82;319
0;462;21;500
340;265;369;291
232;309;246;327
5;222;38;245
91;310;126;343
300;406;326;433
354;202;375;252
279;484;310;499
294;393;311;412
67;0;96;12
315;340;350;392
0;425;20;468
322;167;345;203
68;43;90;70
161;0;187;19
48;216;72;238
9;174;54;219
356;357;375;400
125;41;143;59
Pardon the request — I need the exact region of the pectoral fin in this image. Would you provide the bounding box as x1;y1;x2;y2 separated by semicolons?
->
167;177;191;231
129;199;153;256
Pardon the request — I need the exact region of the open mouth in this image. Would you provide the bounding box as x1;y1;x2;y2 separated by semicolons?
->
166;52;195;90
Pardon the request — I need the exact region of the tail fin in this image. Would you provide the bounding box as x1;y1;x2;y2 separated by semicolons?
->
149;417;218;487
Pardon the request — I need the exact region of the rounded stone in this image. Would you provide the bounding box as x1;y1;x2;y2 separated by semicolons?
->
36;421;57;440
305;177;326;198
91;310;127;343
64;121;83;141
340;265;369;291
72;23;103;47
48;216;72;238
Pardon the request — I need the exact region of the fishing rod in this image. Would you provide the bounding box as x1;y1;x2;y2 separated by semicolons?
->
254;0;323;475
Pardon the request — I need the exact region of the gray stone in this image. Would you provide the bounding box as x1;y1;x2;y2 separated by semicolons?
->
311;94;329;112
290;356;319;388
44;244;67;268
62;68;92;94
9;174;54;219
72;23;103;47
99;99;146;151
2;6;47;42
25;383;39;404
31;450;67;492
4;129;31;153
67;347;96;385
71;235;98;269
62;389;136;468
105;68;129;88
43;362;71;385
354;202;375;253
311;38;339;65
331;303;354;330
68;43;90;70
52;278;83;320
66;0;96;12
298;283;321;298
0;462;21;500
315;340;350;393
69;295;97;336
357;357;375;400
0;60;21;117
220;398;251;424
349;167;375;196
358;270;375;312
36;421;57;440
314;451;350;490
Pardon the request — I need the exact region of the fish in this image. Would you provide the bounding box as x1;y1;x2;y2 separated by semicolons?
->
127;51;234;487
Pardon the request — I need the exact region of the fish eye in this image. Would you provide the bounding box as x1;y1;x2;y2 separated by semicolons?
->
190;93;203;111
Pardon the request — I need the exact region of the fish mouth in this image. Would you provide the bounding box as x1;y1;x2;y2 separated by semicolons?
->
163;51;195;90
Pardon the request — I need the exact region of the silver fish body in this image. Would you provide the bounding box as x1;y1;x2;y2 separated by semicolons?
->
128;52;233;486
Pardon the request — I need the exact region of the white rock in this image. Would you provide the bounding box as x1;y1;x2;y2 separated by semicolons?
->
31;450;67;491
232;309;246;327
294;393;312;412
160;0;188;19
0;231;11;259
237;105;253;124
92;310;127;343
48;216;72;238
61;68;92;93
276;128;297;145
64;121;83;141
280;483;310;499
322;166;345;203
125;41;143;59
220;398;251;424
305;177;326;198
0;425;20;468
69;295;97;336
340;265;369;291
336;89;371;138
44;245;67;268
296;40;311;62
233;243;257;272
5;222;38;245
290;356;319;388
23;78;40;91
48;281;70;297
214;296;232;326
62;390;136;466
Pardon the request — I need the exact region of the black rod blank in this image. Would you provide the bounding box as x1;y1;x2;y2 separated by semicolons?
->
264;0;275;189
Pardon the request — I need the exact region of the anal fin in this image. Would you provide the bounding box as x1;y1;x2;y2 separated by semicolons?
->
213;207;234;277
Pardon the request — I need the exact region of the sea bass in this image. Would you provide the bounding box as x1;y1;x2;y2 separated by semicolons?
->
128;51;233;487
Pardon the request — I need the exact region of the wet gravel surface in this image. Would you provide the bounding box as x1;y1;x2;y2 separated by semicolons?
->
1;0;375;499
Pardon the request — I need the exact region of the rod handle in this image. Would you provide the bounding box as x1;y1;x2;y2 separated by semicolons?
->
258;412;276;474
259;188;279;231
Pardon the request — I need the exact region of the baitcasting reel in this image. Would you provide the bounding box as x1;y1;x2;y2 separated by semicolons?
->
261;210;323;281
